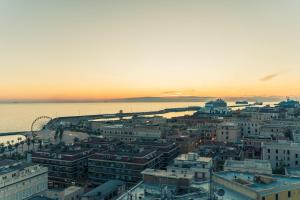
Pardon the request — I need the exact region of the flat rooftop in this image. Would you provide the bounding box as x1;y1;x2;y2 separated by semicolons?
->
0;161;40;175
215;171;300;195
142;169;193;179
82;180;123;198
117;182;208;200
224;159;272;170
176;153;212;163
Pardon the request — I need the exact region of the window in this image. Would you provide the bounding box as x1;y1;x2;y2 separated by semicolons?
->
268;149;270;153
276;149;278;154
296;161;298;165
262;197;265;200
288;191;291;198
276;194;279;200
296;154;298;158
287;150;290;154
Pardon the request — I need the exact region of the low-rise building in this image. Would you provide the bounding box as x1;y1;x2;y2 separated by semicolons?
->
243;135;272;159
224;159;272;175
81;180;125;200
0;160;48;200
142;168;194;195
168;152;212;180
213;171;300;200
46;186;84;200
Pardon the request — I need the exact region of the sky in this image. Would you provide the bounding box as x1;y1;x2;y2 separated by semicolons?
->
0;0;300;101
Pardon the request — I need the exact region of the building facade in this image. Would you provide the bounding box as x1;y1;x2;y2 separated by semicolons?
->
0;160;48;200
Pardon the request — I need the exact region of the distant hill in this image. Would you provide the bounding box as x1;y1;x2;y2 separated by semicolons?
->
0;96;295;103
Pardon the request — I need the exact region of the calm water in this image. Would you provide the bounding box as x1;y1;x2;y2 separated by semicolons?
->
0;102;204;133
0;101;276;145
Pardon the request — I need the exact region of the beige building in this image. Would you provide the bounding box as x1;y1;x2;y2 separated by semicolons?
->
262;140;300;169
216;122;241;143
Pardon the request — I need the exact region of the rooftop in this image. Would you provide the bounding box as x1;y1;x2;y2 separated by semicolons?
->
215;171;300;195
224;159;272;173
0;161;38;175
32;148;94;161
142;168;193;179
175;153;212;163
117;182;208;200
82;180;124;198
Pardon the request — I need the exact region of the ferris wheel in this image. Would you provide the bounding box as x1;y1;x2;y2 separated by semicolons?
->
31;116;52;138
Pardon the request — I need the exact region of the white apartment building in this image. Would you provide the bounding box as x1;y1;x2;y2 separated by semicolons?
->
167;152;212;180
0;160;48;200
224;159;272;175
100;124;163;142
262;140;300;169
216;122;241;143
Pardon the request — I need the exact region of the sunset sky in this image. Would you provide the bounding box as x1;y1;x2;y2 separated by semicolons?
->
0;1;300;101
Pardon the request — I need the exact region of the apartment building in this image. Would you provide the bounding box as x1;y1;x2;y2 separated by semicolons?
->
0;160;48;200
216;122;241;143
32;147;94;188
88;145;163;186
167;152;212;180
262;140;300;169
213;171;300;200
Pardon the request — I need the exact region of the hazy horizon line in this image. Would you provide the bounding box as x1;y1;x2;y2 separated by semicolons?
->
0;95;296;103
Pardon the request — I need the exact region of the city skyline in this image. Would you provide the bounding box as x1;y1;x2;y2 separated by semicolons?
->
1;1;300;101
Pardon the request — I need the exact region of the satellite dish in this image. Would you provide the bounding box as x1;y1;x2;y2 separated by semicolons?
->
217;189;225;196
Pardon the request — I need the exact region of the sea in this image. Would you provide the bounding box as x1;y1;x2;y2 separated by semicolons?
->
0;101;276;144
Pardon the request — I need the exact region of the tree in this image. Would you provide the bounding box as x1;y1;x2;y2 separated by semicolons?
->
54;128;59;143
59;127;64;143
31;139;36;151
14;143;19;154
6;141;10;149
8;144;13;158
20;141;25;153
38;139;42;150
73;137;80;144
0;143;5;153
26;138;31;152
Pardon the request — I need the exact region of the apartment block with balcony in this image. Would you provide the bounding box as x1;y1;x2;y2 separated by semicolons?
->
0;160;48;200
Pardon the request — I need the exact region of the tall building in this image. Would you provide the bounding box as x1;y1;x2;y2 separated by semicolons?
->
0;160;48;200
31;147;94;188
88;144;163;186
